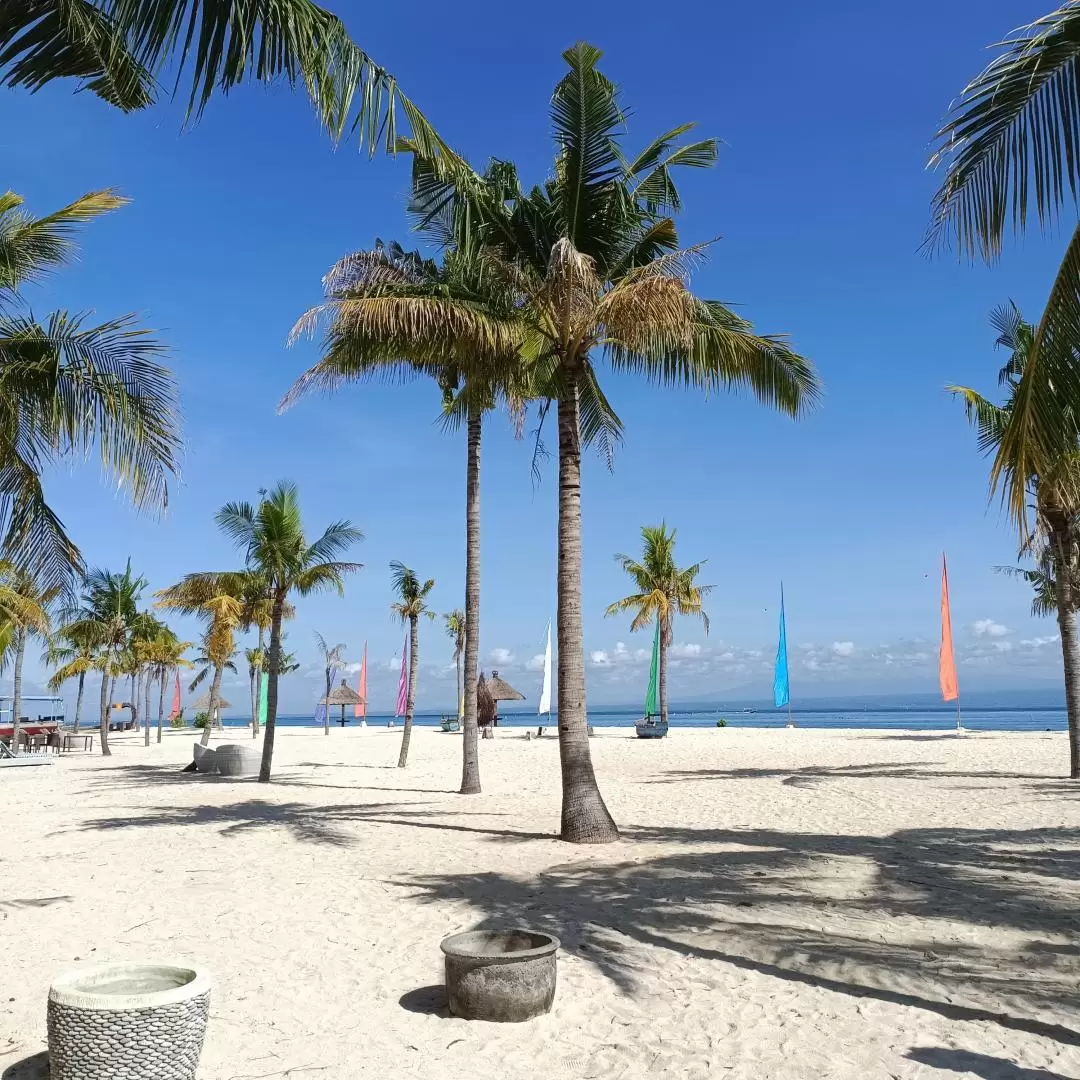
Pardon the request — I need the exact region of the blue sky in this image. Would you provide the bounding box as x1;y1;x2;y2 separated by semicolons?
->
3;0;1071;715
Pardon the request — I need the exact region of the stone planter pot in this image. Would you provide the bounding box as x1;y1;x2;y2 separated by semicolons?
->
47;962;211;1080
440;929;559;1022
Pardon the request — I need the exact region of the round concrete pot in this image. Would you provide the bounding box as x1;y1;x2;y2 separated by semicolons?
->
440;929;559;1022
47;962;211;1080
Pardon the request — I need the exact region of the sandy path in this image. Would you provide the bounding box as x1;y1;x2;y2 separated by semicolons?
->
1;726;1078;1079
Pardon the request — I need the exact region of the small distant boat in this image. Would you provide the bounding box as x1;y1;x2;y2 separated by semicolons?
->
635;617;668;739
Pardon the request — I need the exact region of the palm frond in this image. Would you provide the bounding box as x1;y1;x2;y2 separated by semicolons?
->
927;2;1080;258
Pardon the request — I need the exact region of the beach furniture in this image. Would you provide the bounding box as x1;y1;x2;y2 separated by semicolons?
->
214;744;259;777
0;740;52;767
319;680;363;728
192;743;218;774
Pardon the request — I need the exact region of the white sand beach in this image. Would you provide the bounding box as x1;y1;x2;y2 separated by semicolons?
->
2;726;1079;1080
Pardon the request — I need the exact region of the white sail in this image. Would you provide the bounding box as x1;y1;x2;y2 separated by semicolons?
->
538;620;552;716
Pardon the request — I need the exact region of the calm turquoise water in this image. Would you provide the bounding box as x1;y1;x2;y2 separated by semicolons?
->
220;706;1068;732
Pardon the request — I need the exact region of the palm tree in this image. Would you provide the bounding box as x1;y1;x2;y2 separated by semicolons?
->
61;561;147;755
0;565;53;748
46;621;98;732
314;630;346;736
444;609;465;718
950;301;1080;776
215;481;362;780
156;579;242;746
605;524;712;726
390;561;435;768
0;0;449;159
283;236;527;796
401;44;818;841
141;624;190;744
0;189;180;594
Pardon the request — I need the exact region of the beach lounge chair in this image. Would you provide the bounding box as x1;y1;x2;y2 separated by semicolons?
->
192;743;218;774
0;740;52;767
214;744;259;777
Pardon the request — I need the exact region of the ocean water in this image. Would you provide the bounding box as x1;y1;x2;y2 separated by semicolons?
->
220;706;1068;732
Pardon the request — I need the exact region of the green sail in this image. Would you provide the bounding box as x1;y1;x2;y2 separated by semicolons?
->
644;617;660;717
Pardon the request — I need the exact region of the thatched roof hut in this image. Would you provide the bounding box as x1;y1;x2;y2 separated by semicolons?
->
477;674;497;729
191;691;232;712
486;671;525;702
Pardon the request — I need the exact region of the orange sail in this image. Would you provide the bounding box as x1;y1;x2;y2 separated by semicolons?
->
939;553;959;702
355;642;367;721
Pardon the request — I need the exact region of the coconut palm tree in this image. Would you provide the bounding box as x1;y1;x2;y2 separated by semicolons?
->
61;561;147;755
950;301;1080;776
214;482;362;780
390;561;435;768
314;630;346;736
0;0;447;160
156;578;242;746
0;189;180;595
141;624;190;744
46;621;98;732
400;43;818;841
444;609;465;718
283;235;527;796
0;564;53;748
605;524;712;726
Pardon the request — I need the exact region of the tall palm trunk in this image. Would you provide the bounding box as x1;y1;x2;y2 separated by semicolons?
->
252;626;265;738
659;617;670;726
556;369;618;843
259;595;285;782
1049;516;1080;778
398;615;420;768
323;668;332;736
99;655;112;757
130;672;139;731
144;671;152;742
460;409;482;794
201;663;223;747
157;671;166;744
73;671;85;734
11;627;25;753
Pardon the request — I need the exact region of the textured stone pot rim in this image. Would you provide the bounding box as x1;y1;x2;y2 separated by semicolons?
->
440;928;560;963
49;962;211;1011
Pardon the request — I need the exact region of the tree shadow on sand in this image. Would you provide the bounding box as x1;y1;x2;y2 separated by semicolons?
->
650;762;1057;784
906;1047;1078;1079
396;821;1080;1047
1;1052;48;1079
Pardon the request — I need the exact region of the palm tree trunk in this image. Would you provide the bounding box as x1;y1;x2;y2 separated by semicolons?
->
99;656;112;757
130;672;139;731
1050;518;1080;778
259;595;285;782
157;672;166;744
398;614;420;768
11;627;25;753
144;671;152;743
659;617;670;726
253;626;265;738
73;671;85;734
324;669;331;736
460;409;482;794
556;369;618;843
201;664;223;747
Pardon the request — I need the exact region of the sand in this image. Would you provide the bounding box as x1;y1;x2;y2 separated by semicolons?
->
1;724;1079;1080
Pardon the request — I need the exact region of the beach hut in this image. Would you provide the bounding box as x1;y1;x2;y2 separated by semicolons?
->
191;692;231;729
482;670;524;735
321;680;364;727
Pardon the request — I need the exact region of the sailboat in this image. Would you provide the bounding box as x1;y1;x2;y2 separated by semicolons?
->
636;617;668;738
537;620;552;734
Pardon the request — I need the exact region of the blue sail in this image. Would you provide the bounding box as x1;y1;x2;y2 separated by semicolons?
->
773;586;790;708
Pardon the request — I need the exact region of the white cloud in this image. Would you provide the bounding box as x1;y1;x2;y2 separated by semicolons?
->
831;641;855;657
974;619;1008;638
992;641;1013;652
589;650;612;667
525;653;547;673
614;641;628;657
670;643;702;659
343;661;363;675
488;647;515;665
1021;635;1060;648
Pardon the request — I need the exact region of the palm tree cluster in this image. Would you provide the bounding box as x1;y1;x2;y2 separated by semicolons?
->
932;3;1080;778
284;44;819;841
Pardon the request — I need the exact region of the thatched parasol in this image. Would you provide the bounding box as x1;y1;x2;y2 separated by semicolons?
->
477;674;496;736
486;671;525;702
191;691;231;713
320;679;364;727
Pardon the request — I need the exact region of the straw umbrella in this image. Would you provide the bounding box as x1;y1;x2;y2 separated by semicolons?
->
321;679;364;728
477;674;496;740
191;691;231;726
483;670;524;735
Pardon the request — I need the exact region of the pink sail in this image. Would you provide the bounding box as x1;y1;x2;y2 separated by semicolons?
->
394;636;409;717
169;672;182;719
355;642;367;720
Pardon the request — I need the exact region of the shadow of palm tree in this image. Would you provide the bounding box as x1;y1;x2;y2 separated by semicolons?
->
1;1052;48;1079
395;822;1080;1045
906;1047;1077;1078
